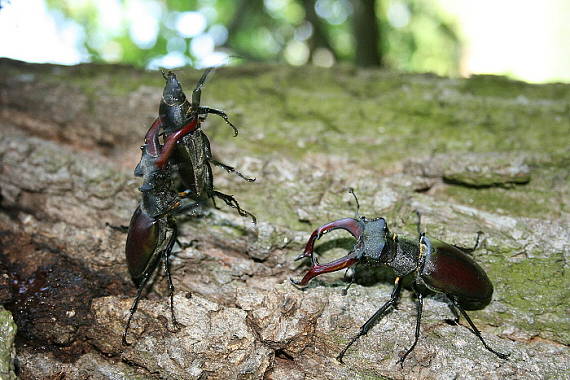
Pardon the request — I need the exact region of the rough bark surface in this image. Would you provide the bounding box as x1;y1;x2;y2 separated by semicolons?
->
0;58;568;379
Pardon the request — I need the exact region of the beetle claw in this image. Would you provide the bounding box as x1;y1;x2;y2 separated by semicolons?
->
289;277;305;287
122;335;132;347
294;252;308;261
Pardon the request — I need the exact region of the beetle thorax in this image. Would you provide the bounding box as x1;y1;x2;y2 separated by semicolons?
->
386;236;420;276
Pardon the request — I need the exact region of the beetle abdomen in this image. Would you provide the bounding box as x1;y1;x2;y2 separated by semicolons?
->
125;205;164;286
420;237;493;310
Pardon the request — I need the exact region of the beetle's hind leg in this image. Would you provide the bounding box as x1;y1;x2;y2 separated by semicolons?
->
197;106;239;136
445;299;460;325
460;231;485;253
105;223;129;233
164;220;182;331
449;297;510;360
336;277;403;363
123;256;161;346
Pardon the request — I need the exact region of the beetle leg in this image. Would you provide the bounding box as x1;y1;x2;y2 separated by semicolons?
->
191;68;214;108
461;231;485;253
123;224;180;345
415;210;423;236
341;265;357;296
170;191;202;217
212;190;257;224
397;287;424;367
449;297;510;360
209;159;256;182
105;222;128;233
445;300;460;325
197;106;239;136
164;219;181;330
201;133;254;182
294;218;364;264
336;277;403;363
123;252;162;346
204;162;219;211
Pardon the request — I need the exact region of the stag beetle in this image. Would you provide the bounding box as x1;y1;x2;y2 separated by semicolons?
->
291;190;509;365
123;69;256;344
137;69;256;223
123;117;198;345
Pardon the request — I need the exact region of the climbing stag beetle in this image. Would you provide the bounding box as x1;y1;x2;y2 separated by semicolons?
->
123;69;256;344
291;190;509;365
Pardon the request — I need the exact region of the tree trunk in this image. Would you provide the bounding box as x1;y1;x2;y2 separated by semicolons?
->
0;58;568;379
352;0;383;67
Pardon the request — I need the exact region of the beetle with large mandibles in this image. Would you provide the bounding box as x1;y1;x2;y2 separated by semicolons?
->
291;190;509;365
123;116;198;345
123;69;256;345
137;69;256;223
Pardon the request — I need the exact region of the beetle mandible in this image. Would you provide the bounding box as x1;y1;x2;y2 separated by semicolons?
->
291;190;509;365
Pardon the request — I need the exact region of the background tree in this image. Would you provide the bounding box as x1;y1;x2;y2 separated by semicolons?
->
44;0;459;73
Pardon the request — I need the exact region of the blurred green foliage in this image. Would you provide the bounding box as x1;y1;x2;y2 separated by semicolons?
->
46;0;460;75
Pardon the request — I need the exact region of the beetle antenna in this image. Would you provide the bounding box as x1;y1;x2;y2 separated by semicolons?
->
348;188;360;218
415;210;422;236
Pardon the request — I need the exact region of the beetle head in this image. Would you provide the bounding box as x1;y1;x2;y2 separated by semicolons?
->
291;217;365;287
291;190;393;287
161;71;187;106
354;217;390;262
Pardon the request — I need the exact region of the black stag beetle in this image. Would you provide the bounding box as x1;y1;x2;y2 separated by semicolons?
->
291;190;509;365
138;68;256;223
123;118;198;345
123;69;256;345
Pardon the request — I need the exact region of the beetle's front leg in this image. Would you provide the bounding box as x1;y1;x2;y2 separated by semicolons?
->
397;285;424;367
197;106;238;136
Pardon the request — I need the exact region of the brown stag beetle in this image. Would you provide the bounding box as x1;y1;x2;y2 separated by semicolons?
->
136;69;256;223
123;117;198;345
291;189;509;365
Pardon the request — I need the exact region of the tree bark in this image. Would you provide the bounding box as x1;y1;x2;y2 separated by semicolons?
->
0;58;568;379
